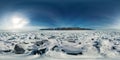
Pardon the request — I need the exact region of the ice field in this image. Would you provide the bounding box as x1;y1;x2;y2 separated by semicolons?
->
0;30;120;60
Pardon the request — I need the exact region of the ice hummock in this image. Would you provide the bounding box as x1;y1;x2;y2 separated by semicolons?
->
0;30;120;60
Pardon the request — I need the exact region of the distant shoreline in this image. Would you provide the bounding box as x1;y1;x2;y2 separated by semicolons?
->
40;27;93;30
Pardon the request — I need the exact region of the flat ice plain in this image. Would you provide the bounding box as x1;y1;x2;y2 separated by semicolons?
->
0;30;120;60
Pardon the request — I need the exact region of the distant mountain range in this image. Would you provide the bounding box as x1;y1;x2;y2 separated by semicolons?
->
40;27;93;30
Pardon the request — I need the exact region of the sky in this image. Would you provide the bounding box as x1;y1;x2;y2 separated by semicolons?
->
0;0;120;30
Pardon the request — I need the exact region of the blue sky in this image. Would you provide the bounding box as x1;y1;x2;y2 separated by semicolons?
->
0;0;120;29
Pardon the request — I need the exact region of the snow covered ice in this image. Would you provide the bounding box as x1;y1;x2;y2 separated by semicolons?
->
0;30;120;60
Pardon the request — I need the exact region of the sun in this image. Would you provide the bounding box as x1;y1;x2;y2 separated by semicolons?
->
1;12;31;30
11;15;29;30
2;12;30;30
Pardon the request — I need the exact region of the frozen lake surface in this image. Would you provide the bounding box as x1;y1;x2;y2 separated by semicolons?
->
0;30;120;60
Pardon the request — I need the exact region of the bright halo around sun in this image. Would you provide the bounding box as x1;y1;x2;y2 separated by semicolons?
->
2;12;30;30
11;15;29;30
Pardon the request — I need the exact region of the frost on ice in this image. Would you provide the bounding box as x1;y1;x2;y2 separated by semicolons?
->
0;30;120;58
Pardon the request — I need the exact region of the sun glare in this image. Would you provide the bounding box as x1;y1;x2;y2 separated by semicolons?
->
11;15;29;29
1;12;30;30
